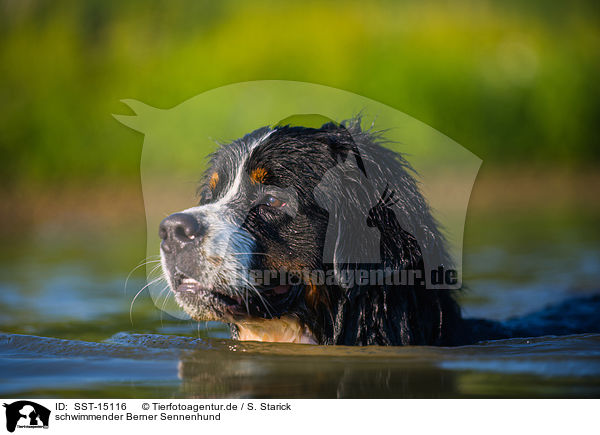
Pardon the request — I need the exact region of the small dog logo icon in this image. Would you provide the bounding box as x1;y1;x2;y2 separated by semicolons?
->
3;401;50;433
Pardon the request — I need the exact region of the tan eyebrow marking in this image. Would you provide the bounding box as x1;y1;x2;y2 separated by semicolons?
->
250;167;268;185
209;172;219;189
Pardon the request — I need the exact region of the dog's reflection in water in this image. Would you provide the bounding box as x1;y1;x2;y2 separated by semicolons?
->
176;346;457;398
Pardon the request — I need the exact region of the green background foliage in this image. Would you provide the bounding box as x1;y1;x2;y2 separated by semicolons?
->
1;0;599;186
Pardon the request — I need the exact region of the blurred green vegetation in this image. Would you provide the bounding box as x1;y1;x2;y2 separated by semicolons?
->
0;0;599;187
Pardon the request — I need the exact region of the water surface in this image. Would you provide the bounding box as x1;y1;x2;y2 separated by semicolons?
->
1;209;599;398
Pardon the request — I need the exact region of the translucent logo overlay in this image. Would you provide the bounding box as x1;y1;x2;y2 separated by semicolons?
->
115;81;481;319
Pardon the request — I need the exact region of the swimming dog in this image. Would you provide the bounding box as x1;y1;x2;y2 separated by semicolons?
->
158;118;474;345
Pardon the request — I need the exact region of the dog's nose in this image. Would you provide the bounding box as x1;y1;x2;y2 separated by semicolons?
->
159;213;205;252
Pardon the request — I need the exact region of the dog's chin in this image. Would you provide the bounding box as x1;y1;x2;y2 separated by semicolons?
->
170;272;299;322
170;273;243;321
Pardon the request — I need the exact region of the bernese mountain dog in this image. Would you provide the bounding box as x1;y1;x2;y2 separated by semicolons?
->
158;118;473;346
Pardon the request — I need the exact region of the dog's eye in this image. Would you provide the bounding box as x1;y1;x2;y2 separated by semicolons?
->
262;195;286;208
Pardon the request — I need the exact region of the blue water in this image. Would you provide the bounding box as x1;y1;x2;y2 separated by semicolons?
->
0;210;599;398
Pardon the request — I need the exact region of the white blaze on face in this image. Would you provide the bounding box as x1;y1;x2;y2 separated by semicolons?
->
161;131;274;292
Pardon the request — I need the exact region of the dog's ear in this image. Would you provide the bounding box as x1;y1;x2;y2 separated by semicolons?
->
318;121;368;178
313;119;453;294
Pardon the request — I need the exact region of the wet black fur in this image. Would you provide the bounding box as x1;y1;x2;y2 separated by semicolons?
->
170;118;600;346
195;119;468;345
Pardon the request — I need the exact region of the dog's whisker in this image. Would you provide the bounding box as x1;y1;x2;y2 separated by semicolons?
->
225;268;275;317
129;275;165;325
124;258;161;295
243;280;274;317
146;263;164;280
159;283;172;327
243;286;250;315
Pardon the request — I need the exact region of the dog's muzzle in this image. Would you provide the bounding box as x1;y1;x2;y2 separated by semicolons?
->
158;207;258;320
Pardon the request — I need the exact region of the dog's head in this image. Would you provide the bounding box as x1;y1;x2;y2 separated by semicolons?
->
159;119;459;345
